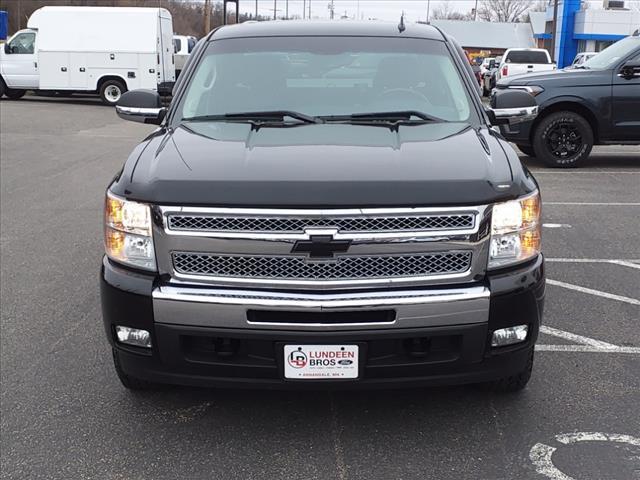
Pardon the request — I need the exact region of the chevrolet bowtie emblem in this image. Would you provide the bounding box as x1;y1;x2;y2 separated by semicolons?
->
292;234;351;259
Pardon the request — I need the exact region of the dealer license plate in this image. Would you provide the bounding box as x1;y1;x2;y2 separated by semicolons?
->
283;345;359;380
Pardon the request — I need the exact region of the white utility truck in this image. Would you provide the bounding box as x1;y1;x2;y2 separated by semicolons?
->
495;48;556;82
0;6;175;105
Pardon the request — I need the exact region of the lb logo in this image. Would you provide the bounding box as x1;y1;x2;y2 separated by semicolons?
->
288;348;308;369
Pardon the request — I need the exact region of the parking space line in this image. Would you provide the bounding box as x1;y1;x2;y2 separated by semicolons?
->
546;279;640;306
546;258;640;270
530;171;640;174
544;202;640;206
536;345;640;353
539;325;618;349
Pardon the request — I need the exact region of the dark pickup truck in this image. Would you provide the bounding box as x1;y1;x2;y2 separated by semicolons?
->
495;32;640;167
101;21;544;392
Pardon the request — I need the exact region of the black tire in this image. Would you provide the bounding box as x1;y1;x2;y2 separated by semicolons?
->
99;79;126;106
480;347;534;393
112;348;158;391
516;144;536;157
5;88;26;100
532;111;593;168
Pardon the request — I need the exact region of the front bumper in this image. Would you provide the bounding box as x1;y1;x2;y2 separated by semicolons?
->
499;121;534;145
101;255;545;389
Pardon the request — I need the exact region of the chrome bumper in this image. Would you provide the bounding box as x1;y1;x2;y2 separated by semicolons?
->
152;284;490;331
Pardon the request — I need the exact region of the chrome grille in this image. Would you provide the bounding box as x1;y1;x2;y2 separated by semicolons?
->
172;251;472;281
167;214;474;234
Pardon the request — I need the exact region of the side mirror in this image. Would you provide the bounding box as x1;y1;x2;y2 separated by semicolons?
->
116;89;166;125
488;89;538;126
618;61;640;79
4;43;11;54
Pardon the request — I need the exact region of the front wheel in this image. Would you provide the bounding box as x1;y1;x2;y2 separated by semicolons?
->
99;79;126;106
5;88;26;100
532;111;593;168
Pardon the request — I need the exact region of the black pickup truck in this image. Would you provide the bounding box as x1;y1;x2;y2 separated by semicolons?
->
495;32;640;167
101;21;544;392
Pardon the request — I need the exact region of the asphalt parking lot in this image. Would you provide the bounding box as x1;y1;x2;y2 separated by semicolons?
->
1;96;639;480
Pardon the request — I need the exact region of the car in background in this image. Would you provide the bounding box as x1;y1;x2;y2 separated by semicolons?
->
495;33;640;167
496;48;556;82
173;34;197;77
569;51;597;68
481;56;500;96
480;57;495;77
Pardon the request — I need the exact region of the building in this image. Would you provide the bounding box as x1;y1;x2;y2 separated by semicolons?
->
433;0;639;68
541;0;640;67
430;19;536;57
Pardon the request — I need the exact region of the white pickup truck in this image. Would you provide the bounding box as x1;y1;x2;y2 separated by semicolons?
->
495;48;556;82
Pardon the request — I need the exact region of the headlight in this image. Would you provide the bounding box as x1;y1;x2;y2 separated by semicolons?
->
104;192;156;271
488;191;541;269
507;85;544;96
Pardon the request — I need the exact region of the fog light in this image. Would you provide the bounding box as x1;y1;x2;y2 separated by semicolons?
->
491;325;528;347
115;326;152;348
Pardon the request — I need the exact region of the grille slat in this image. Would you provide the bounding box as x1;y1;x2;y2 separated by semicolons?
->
168;214;474;234
172;252;472;281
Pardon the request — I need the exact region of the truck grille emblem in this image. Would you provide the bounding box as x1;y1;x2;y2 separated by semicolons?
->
291;235;351;259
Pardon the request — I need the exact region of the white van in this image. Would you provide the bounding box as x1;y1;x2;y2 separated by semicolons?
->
173;34;197;77
0;6;175;105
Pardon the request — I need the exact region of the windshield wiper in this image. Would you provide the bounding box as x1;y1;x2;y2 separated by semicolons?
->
320;110;445;123
181;110;322;124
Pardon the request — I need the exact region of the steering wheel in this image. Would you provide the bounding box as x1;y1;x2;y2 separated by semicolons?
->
378;88;432;106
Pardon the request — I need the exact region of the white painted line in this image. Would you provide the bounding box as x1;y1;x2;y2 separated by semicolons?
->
530;432;640;480
543;223;572;229
530;170;640;174
539;325;619;349
544;202;640;206
546;279;640;306
556;432;640;446
546;258;640;270
536;345;640;354
529;443;572;480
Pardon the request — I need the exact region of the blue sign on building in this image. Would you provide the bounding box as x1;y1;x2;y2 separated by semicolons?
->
0;10;8;41
535;0;638;68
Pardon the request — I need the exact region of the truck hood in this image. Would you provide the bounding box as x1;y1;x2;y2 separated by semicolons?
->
117;121;531;207
499;68;611;87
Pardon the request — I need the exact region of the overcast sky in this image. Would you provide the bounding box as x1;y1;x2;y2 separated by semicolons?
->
243;0;640;21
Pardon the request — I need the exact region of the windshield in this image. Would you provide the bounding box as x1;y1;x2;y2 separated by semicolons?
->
504;50;550;64
174;36;477;125
583;36;640;69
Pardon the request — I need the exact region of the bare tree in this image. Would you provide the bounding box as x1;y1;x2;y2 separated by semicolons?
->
478;0;530;23
431;1;472;20
521;0;547;23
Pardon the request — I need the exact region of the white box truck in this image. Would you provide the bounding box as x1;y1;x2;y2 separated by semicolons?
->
0;6;175;105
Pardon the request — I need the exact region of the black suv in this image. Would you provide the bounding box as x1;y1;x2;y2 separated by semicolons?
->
495;33;640;167
102;21;544;392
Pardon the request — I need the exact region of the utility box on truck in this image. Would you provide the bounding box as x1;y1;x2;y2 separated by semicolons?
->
0;7;175;104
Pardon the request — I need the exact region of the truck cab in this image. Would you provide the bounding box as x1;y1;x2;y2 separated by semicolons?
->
173;34;197;77
0;29;38;97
